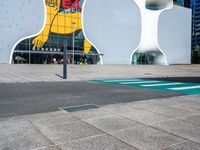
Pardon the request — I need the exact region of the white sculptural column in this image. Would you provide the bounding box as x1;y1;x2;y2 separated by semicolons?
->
132;0;173;65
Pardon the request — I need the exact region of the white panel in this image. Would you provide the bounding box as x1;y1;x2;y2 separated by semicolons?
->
0;0;45;64
82;0;141;64
158;6;192;64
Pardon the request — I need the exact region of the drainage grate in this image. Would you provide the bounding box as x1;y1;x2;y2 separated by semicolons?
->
62;104;99;112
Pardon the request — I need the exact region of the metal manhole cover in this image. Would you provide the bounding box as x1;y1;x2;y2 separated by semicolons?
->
61;104;99;112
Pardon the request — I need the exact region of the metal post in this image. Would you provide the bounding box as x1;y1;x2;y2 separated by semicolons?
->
72;22;75;65
63;41;67;79
29;38;31;64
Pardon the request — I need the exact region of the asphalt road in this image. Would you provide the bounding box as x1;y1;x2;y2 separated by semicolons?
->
0;81;182;118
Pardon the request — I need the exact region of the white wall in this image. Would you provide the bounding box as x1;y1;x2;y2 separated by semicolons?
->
0;0;191;65
83;0;191;65
158;5;192;64
0;0;45;64
82;0;141;64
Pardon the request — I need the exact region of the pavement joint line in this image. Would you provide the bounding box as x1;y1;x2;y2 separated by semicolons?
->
80;114;117;121
146;112;200;125
33;117;79;129
106;104;179;120
99;115;191;150
132;105;200;119
33;145;61;150
146;119;200;146
162;140;190;150
71;112;140;150
29;120;57;148
147;124;200;147
165;104;200;113
125;99;200;123
51;134;107;148
99;102;200;147
33;134;107;150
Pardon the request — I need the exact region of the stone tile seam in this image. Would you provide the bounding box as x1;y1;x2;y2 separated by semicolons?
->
71;114;140;150
34;119;82;129
170;103;200;112
129;104;200;119
143;112;200;127
30;120;58;149
162;140;197;150
32;145;60;150
147;123;200;146
176;116;200;127
33;134;107;150
98;105;200;148
154;100;200;112
78;114;116;121
110;110;200;137
100;104;183;126
145;112;200;125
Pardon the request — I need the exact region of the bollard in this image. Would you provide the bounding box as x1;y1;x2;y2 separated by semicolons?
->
63;41;67;79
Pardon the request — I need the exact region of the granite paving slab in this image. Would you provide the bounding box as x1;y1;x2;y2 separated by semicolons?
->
36;120;103;144
170;102;200;112
102;103;143;114
179;114;200;126
151;119;200;143
132;103;198;117
70;108;112;120
120;109;171;125
32;115;79;130
111;125;184;150
0;121;53;150
166;140;200;150
58;134;137;150
85;115;141;133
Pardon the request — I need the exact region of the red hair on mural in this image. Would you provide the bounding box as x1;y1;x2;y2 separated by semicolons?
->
61;0;79;9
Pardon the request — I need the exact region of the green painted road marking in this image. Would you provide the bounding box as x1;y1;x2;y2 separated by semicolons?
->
93;78;200;95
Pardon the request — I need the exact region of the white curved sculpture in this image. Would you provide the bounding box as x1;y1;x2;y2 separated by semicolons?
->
132;0;173;65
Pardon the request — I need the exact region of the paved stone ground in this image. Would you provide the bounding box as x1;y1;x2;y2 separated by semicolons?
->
1;64;200;150
0;64;200;82
1;95;200;150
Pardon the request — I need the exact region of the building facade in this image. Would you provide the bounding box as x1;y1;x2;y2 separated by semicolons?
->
0;0;192;65
13;0;100;64
174;0;200;63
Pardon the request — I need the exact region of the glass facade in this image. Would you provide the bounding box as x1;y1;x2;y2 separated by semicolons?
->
13;0;100;64
132;53;156;65
190;0;200;63
174;0;200;63
173;0;184;6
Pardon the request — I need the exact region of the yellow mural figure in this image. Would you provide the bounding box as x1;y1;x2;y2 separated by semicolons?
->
32;0;92;54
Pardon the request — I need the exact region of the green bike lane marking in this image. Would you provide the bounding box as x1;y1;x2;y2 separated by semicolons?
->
92;78;200;95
